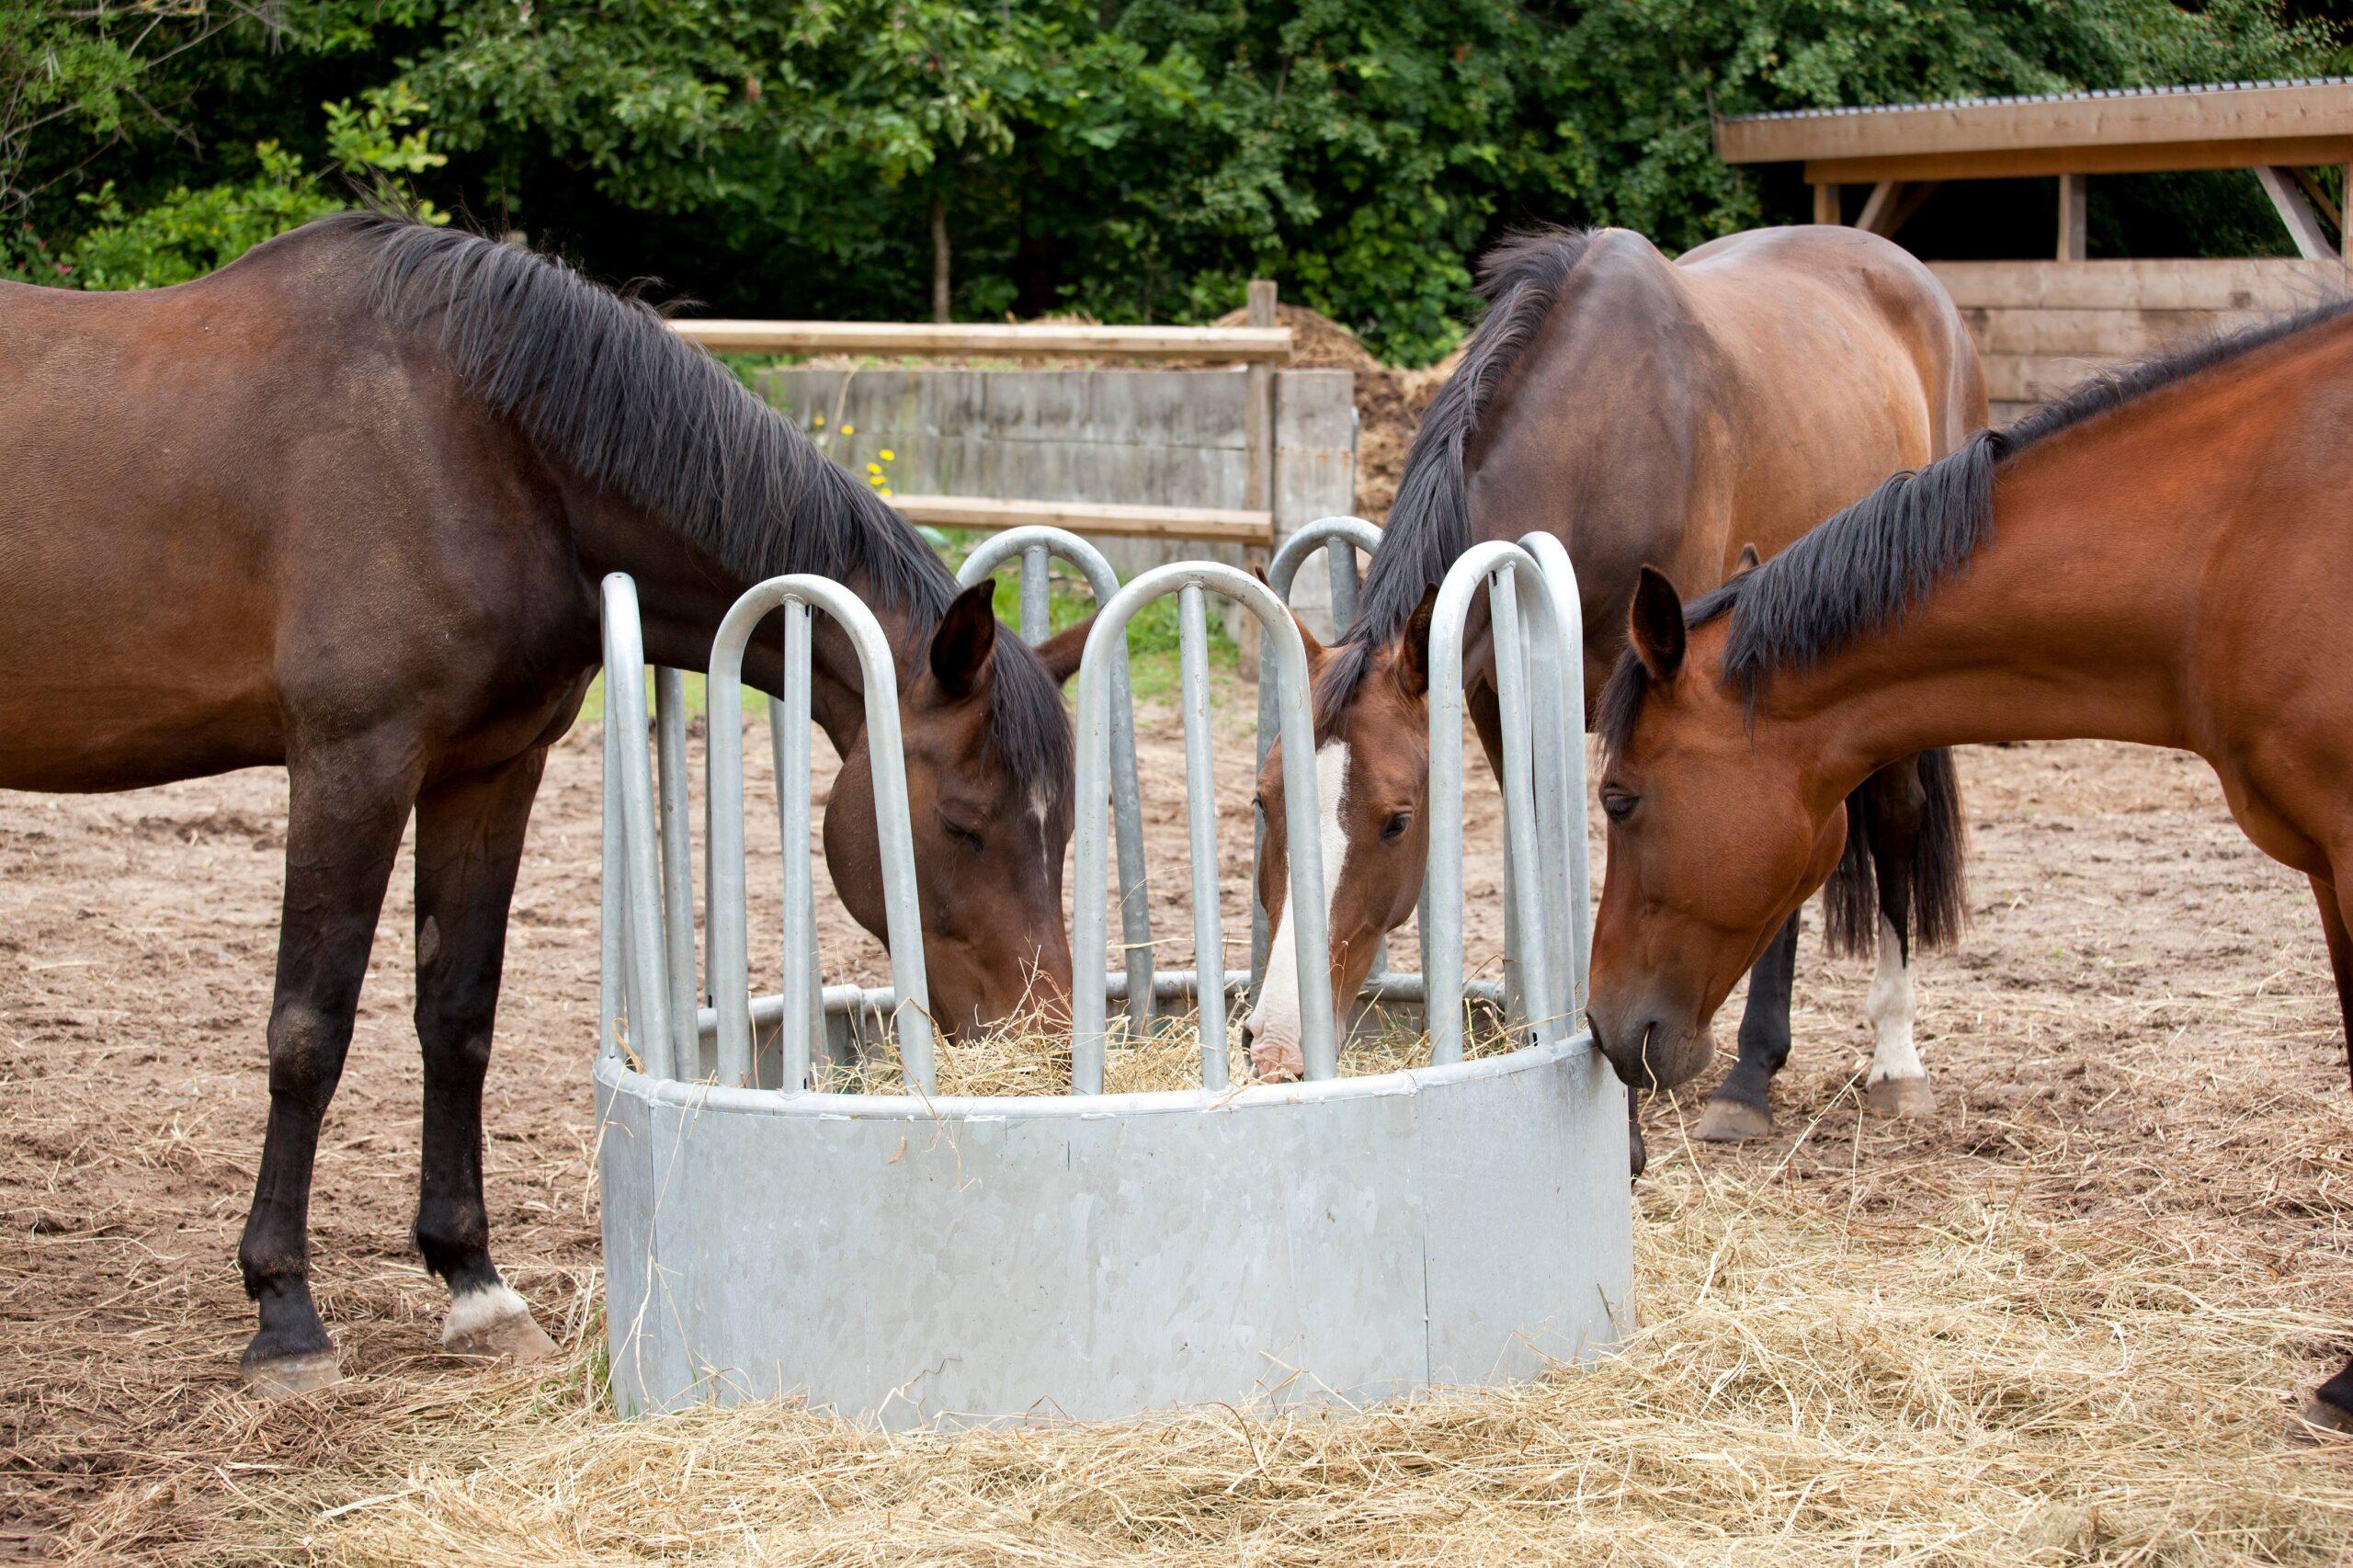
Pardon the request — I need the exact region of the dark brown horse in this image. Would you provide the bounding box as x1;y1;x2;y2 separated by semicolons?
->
1586;297;2353;1431
1246;225;1980;1153
0;213;1081;1392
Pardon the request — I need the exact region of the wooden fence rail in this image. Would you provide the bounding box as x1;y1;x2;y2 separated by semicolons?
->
671;319;1293;363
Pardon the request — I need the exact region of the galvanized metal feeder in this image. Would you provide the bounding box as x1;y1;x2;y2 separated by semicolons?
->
594;522;1632;1425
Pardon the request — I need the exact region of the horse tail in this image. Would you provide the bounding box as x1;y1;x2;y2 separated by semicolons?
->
1823;788;1880;960
1823;748;1969;959
1909;745;1969;952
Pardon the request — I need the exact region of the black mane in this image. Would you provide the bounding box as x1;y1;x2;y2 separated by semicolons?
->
310;211;1070;785
1315;227;1598;732
1598;291;2353;759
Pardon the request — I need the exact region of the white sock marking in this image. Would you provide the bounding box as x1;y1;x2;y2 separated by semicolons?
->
442;1280;529;1344
1245;741;1353;1077
1865;912;1924;1084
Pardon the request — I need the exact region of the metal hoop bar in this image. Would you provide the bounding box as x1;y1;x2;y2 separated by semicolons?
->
777;603;816;1091
709;577;933;1092
1075;562;1332;1090
767;690;825;1076
956;526;1155;1033
1423;542;1577;1064
1515;532;1591;1011
1253;516;1382;984
1020;543;1051;642
599;574;676;1082
598;682;624;1064
1177;584;1230;1089
654;668;700;1077
1487;571;1556;1040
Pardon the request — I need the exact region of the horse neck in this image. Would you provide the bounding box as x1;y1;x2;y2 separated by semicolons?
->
1766;384;2279;781
570;488;925;753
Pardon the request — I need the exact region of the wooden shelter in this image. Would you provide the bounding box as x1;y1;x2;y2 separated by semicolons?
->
1718;79;2353;423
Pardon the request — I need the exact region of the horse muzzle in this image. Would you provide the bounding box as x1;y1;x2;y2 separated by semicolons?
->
1588;997;1716;1092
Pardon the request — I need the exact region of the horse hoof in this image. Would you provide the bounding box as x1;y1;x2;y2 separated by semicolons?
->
2290;1395;2353;1443
1692;1099;1774;1142
1864;1076;1938;1119
240;1346;342;1399
444;1296;560;1365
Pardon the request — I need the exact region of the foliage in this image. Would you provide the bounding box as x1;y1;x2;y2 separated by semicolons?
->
2;0;2341;359
60;83;444;290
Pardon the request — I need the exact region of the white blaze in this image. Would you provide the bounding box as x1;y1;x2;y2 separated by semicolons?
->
1864;912;1924;1083
1245;741;1353;1079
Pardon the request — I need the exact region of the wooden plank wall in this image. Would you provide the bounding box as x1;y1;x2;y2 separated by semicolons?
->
756;367;1359;634
1927;257;2350;426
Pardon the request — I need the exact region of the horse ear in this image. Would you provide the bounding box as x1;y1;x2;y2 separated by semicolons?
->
1393;585;1439;699
1629;565;1686;680
1035;614;1093;686
1735;541;1762;574
928;581;998;699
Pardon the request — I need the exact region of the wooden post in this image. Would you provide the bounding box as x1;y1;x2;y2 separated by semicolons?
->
1812;182;1841;225
2057;173;2088;261
930;198;951;324
2344;165;2351;265
1244;280;1279;517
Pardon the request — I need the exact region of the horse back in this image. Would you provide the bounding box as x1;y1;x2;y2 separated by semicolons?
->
0;231;583;792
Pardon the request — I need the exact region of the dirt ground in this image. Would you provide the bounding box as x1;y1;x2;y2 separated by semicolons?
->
6;672;2352;1558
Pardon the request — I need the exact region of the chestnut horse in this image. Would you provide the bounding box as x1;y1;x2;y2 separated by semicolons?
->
0;213;1082;1392
1587;297;2353;1430
1246;226;1980;1152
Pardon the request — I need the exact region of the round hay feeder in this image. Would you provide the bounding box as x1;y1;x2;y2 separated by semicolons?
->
593;529;1632;1425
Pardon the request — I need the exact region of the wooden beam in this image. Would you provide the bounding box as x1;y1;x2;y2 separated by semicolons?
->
2057;173;2088;262
671;319;1294;362
1927;257;2347;311
2255;165;2338;262
883;494;1275;544
1812;182;1840;224
2290;165;2343;230
1854;180;1938;238
1959;305;2269;357
1719;81;2353;165
1804;134;2353;185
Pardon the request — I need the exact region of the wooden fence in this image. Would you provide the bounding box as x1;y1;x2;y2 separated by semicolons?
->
1928;257;2350;425
670;285;1296;546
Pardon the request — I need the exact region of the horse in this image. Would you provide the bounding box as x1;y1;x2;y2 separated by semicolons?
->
1586;295;2353;1432
0;211;1085;1394
1245;225;1980;1153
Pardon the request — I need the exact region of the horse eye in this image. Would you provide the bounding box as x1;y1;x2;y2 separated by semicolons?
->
1601;790;1638;823
1381;812;1412;843
940;816;984;851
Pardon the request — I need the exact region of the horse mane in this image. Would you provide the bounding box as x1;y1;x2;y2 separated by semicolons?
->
1314;227;1599;733
1597;291;2353;763
305;211;1070;784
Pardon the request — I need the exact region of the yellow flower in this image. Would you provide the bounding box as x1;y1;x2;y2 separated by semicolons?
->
866;462;882;474
879;448;895;461
879;487;892;498
812;415;824;426
840;423;855;435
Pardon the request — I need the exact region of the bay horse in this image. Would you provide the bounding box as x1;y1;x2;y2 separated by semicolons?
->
1586;296;2353;1431
0;212;1083;1393
1245;225;1979;1153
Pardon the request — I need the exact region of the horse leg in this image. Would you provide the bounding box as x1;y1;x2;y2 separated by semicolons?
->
413;750;560;1365
1859;761;1936;1118
237;739;417;1395
1693;912;1800;1142
2295;874;2353;1436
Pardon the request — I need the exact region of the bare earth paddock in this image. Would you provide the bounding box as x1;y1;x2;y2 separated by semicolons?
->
6;678;2353;1562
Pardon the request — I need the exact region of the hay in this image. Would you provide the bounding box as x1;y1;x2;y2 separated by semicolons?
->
58;1087;2353;1565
